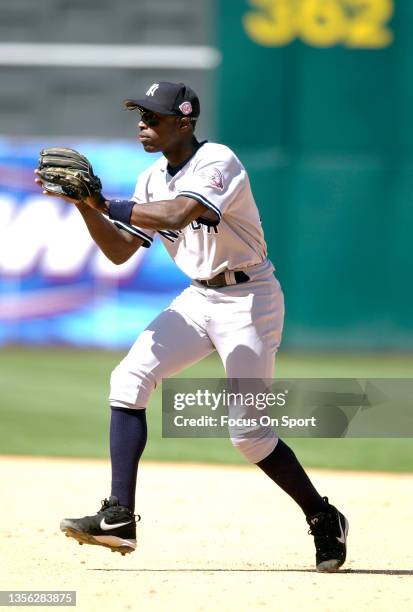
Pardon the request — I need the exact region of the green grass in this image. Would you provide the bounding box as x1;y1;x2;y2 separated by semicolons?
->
0;347;412;472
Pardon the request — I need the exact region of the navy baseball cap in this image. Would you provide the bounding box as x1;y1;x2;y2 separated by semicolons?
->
124;82;200;118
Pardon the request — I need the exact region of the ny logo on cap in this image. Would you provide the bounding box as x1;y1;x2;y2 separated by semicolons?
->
146;83;160;97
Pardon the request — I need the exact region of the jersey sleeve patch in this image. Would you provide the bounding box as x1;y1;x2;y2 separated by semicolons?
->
113;221;154;248
198;167;224;191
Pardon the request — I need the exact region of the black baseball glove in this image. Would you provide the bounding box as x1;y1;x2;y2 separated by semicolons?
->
37;147;102;200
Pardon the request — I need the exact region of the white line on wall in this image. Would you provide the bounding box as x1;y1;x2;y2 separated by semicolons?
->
0;43;221;69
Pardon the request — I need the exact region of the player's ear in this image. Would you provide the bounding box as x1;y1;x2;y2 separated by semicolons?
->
178;116;192;131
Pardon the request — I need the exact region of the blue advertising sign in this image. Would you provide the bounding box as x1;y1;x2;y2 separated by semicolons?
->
0;138;188;347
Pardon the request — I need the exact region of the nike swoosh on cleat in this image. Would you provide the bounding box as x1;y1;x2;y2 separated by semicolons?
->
100;518;133;531
336;518;347;544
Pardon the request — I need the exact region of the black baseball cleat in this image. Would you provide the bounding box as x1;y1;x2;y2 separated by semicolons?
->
307;497;349;572
60;496;139;555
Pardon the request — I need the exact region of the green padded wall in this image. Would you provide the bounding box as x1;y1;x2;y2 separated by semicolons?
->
216;0;412;349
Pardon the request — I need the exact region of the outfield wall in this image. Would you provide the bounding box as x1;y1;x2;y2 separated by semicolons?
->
0;0;412;350
216;0;413;349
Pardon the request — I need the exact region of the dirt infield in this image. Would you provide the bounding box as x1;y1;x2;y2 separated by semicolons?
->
1;456;412;611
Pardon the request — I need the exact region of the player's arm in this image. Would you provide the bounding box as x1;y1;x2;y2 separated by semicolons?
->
72;200;144;265
34;178;143;263
34;155;144;265
85;193;207;231
35;146;204;234
132;196;206;230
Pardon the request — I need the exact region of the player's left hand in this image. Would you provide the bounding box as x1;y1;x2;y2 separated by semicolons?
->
34;171;107;212
34;171;81;204
35;147;102;202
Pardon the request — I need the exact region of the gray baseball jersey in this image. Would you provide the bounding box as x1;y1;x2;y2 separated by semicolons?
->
114;142;268;280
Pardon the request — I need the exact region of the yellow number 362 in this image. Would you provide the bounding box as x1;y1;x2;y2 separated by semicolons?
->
243;0;394;48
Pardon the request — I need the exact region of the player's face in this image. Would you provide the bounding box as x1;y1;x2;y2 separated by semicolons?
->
137;110;189;153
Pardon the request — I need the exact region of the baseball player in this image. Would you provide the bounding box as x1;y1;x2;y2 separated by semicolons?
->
35;82;348;572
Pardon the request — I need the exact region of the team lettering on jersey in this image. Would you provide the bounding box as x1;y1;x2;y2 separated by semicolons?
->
158;222;219;244
191;220;219;233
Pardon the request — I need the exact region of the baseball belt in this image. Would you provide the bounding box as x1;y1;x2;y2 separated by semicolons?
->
196;270;250;288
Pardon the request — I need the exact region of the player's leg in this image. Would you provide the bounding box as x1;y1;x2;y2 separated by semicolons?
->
109;289;214;409
108;293;214;511
208;265;348;571
61;286;215;553
207;264;284;463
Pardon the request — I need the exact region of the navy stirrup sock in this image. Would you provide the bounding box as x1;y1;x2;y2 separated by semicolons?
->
256;439;328;517
110;407;147;513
